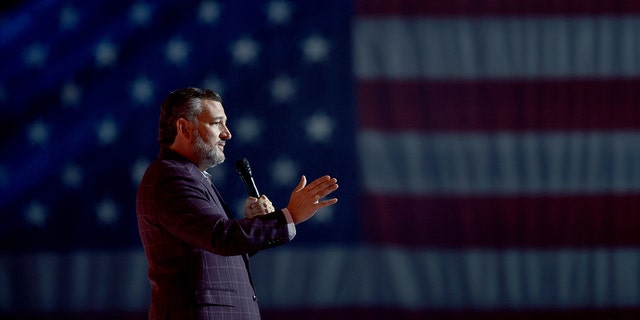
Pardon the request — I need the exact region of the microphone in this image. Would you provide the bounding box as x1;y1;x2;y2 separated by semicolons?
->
235;158;260;198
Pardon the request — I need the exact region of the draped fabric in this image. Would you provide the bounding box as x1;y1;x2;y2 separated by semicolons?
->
1;0;640;319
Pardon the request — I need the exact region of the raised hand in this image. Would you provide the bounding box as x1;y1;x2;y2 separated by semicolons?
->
286;175;338;224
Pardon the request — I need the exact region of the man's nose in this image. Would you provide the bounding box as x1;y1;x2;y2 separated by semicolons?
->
221;125;232;140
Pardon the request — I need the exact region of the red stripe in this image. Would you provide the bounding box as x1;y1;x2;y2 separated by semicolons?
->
358;79;640;131
263;307;640;320
355;0;640;16
360;193;640;248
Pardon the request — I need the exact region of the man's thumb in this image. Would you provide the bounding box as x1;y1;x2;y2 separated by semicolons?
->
294;175;307;192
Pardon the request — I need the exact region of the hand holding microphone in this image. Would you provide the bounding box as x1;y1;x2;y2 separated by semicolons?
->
236;158;274;218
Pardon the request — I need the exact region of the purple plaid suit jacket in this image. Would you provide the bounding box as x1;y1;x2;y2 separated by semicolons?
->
136;149;295;320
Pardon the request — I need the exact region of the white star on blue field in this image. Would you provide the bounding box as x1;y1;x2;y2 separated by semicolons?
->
0;0;359;247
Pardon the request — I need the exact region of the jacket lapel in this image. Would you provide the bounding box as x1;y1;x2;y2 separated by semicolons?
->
210;182;233;220
208;178;256;290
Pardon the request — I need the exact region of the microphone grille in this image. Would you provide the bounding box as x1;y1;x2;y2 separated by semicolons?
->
235;158;251;173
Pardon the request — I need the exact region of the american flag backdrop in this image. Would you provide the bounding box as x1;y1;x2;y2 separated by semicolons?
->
2;0;640;319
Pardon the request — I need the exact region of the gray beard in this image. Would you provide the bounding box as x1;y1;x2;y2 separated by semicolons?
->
193;132;225;169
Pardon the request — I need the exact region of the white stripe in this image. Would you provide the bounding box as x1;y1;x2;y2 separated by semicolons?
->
1;248;639;311
0;250;149;312
252;246;640;309
358;130;640;195
354;16;640;79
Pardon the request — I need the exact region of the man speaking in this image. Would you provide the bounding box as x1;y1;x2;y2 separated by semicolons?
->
136;87;339;319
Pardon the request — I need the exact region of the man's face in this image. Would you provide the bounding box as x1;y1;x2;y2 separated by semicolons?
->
192;99;231;169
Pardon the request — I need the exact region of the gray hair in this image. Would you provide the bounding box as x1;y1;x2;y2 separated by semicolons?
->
157;87;222;147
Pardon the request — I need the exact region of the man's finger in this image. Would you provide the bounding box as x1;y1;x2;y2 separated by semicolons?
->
294;175;307;192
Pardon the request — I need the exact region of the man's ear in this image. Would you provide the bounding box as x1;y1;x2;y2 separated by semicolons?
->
176;118;192;139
